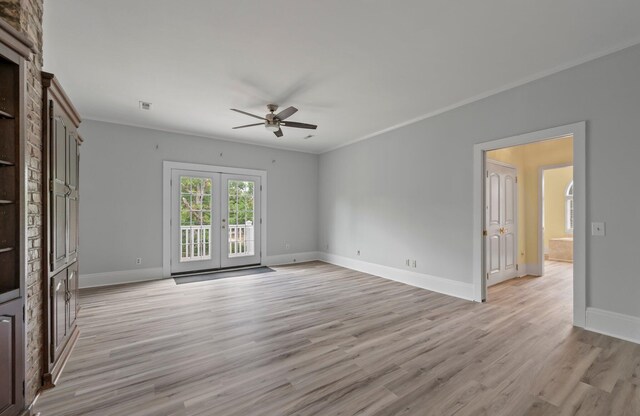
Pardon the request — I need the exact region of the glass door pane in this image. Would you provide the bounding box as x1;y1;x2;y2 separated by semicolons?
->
171;170;220;274
221;174;261;268
227;179;255;257
180;176;212;261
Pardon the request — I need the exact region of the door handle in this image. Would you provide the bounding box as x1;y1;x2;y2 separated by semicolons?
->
499;227;505;234
0;316;10;323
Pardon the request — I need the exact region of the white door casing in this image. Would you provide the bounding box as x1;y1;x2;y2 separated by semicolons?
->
473;122;585;328
485;161;518;286
163;161;267;278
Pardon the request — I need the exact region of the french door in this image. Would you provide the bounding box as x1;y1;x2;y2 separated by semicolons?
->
170;170;261;274
485;161;518;286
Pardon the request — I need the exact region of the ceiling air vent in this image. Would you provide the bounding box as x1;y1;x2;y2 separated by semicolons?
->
139;101;152;110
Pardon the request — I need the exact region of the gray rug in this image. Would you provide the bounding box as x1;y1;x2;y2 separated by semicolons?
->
173;266;274;284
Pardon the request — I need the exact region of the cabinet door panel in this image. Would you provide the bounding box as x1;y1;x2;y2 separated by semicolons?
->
68;199;77;260
67;263;78;329
68;134;78;189
50;112;68;271
67;133;79;262
0;298;24;416
50;270;67;362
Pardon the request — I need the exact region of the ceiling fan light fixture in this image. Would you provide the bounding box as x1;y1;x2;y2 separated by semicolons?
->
265;122;280;132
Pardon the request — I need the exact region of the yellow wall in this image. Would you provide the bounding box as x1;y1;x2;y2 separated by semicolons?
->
487;135;573;270
543;166;573;251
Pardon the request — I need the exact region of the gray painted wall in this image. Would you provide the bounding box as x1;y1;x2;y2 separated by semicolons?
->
79;120;319;274
319;44;640;318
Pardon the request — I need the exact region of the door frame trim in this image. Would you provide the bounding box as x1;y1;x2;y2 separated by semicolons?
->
485;159;519;286
162;161;267;278
538;163;573;277
472;121;586;328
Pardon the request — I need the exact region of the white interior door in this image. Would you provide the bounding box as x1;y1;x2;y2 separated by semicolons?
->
485;161;518;286
221;174;261;268
171;170;221;274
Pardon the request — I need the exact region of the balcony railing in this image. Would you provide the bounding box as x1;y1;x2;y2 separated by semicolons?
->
228;223;255;257
180;225;211;261
180;222;254;261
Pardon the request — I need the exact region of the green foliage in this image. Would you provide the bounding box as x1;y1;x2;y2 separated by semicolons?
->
227;180;254;225
180;177;212;226
179;177;254;226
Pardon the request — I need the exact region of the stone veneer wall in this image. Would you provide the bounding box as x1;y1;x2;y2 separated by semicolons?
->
0;0;45;405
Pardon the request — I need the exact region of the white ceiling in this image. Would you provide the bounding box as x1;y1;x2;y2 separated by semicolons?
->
43;0;640;153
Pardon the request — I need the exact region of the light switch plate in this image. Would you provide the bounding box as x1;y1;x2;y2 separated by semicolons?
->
592;222;605;236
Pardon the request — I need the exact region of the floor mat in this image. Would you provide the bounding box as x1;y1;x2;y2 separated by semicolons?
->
173;266;275;284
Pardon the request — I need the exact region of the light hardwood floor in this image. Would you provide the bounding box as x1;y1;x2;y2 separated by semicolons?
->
34;261;639;415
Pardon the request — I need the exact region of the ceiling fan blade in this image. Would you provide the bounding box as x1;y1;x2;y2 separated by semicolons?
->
232;122;264;129
274;128;284;138
282;121;317;130
230;108;266;120
276;106;298;121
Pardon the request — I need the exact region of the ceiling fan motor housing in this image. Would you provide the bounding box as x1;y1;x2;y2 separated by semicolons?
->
230;104;316;137
265;113;280;130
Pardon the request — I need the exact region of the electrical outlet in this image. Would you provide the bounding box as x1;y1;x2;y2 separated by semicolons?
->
285;242;290;250
136;258;142;265
412;260;417;268
406;259;410;266
357;250;360;256
293;258;297;262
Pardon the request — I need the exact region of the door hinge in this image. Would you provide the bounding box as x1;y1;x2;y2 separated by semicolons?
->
260;218;262;224
486;273;489;280
486;171;489;178
516;264;519;271
515;176;518;184
22;305;25;322
260;185;262;191
22;380;25;397
483;230;487;236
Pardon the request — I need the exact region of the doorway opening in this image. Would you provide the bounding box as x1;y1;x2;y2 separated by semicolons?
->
484;136;574;317
473;122;586;327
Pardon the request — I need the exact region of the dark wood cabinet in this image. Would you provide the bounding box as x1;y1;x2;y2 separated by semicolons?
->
0;19;34;416
42;72;82;388
0;298;23;416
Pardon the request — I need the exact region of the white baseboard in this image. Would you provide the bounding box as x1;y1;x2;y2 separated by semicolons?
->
81;252;321;289
80;267;163;289
319;253;474;301
264;251;320;266
586;307;640;345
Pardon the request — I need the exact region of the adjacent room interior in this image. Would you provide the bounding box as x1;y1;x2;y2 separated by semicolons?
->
1;1;640;415
484;136;575;330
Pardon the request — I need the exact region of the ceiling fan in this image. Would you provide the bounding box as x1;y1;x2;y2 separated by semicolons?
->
231;104;317;138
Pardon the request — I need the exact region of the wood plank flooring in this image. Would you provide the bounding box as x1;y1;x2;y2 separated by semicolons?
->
34;261;640;415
